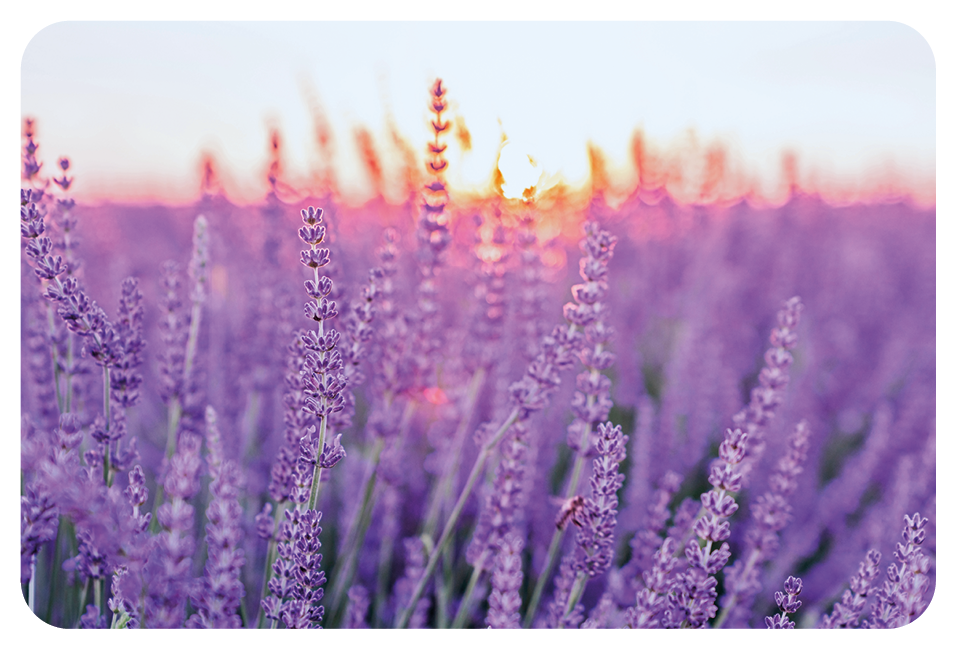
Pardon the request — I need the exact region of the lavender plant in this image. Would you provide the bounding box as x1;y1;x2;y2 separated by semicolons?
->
19;79;935;630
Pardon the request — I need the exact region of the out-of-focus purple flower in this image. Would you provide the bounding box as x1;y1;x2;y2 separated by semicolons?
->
110;277;145;408
79;604;106;629
394;537;431;628
819;549;882;628
765;576;803;629
626;536;680;628
145;431;202;628
158;260;187;405
188;407;246;628
486;532;524;629
719;420;811;627
466;422;529;566
20;484;58;583
865;512;931;628
543;556;585;629
624;470;682;590
344;584;370;629
732;296;803;482
662;426;747;628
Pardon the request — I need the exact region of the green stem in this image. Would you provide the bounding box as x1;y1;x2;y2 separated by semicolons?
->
328;437;385;620
28;558;37;614
102;367;112;486
306;417;329;512
256;499;288;629
45;304;64;413
435;540;453;628
712;536;760;629
94;577;103;620
558;572;588;628
451;555;486;629
45;517;66;622
395;405;520;629
522;422;593;628
422;367;486;540
75;577;89;628
374;503;396;628
64;332;74;413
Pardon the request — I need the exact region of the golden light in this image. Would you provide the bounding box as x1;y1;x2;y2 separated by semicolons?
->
497;140;543;200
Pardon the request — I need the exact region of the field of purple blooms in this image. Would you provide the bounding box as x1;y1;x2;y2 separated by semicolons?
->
20;81;935;629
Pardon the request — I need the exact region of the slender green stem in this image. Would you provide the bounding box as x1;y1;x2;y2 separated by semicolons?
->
328;437;385;620
94;577;103;620
102;367;112;486
45;304;64;413
75;577;90;627
395;406;520;628
558;572;588;628
712;537;760;628
307;417;329;512
435;539;453;627
374;501;396;628
256;499;288;628
28;558;37;614
522;434;591;627
65;332;74;413
45;517;66;622
451;555;486;628
422;367;486;539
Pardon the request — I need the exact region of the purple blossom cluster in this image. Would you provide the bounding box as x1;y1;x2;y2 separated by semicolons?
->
19;78;935;631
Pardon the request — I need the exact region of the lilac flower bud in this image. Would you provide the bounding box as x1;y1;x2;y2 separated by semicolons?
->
765;576;803;628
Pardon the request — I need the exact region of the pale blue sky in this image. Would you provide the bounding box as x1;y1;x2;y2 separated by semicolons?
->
20;20;935;202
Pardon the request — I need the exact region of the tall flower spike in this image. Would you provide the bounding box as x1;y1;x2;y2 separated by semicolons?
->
188;406;246;628
819;549;882;628
544;422;627;628
717;420;812;627
297;205;346;510
486;532;524;629
661;425;747;628
110;277;145;409
408;78;453;396
572;422;628;578
731;296;803;483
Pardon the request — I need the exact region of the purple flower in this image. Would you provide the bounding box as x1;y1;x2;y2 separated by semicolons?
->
765;576;803;629
819;549;882;628
718;419;812;627
486;532;524;629
571;422;628;578
188;407;246;628
344;585;370;629
864;512;932;628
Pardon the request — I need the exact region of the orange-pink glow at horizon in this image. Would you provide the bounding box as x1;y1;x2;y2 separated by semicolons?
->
21;22;935;208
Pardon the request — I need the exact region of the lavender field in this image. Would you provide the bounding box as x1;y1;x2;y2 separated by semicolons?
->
19;79;935;630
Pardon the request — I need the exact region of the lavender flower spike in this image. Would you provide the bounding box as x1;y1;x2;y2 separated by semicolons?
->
297;205;346;510
717;419;811;627
547;422;627;627
662;426;747;628
188;406;246;628
865;512;932;628
819;550;882;628
486;532;524;629
766;576;803;629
